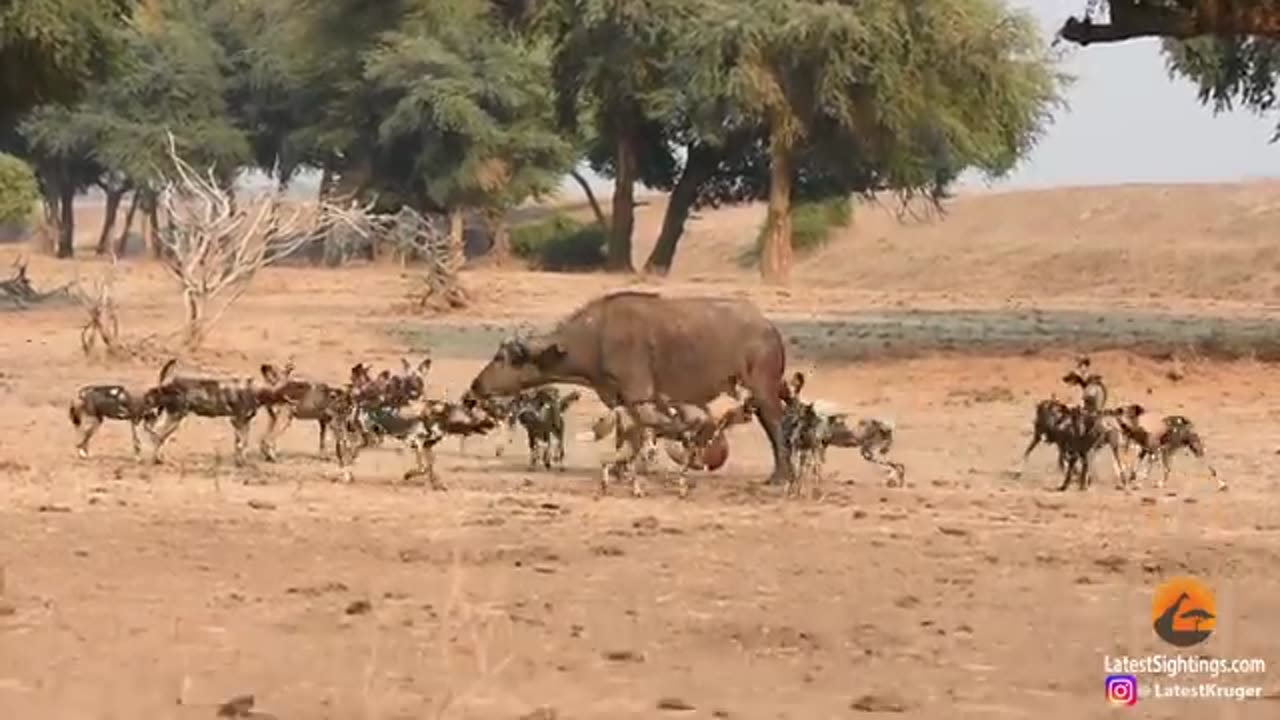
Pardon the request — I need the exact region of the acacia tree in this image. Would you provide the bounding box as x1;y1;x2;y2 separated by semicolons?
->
364;1;573;262
688;0;1063;283
0;0;133;125
535;0;699;272
18;1;248;259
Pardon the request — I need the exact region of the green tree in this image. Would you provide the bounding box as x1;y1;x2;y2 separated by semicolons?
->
18;0;248;258
536;0;699;271
0;152;38;226
363;1;573;260
1163;33;1280;140
0;0;133;125
690;0;1063;282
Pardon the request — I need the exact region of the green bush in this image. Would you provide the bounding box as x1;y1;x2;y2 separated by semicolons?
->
738;195;853;268
0;153;38;228
511;213;607;271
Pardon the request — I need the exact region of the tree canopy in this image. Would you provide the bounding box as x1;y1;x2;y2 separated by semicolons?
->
0;0;133;124
4;0;1063;281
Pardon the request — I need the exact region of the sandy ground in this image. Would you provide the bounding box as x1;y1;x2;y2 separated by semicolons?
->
3;185;1280;719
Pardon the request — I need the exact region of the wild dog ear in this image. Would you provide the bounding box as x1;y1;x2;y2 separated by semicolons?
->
416;354;432;375
159;358;179;385
401;357;413;374
260;364;280;385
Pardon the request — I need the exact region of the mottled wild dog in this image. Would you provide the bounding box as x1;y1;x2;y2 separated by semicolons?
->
825;415;905;487
1062;356;1108;413
257;361;355;461
1114;404;1224;491
143;359;281;466
1019;397;1074;475
578;404;664;499
1047;405;1129;492
512;387;582;471
335;406;448;489
68;384;161;459
656;393;755;498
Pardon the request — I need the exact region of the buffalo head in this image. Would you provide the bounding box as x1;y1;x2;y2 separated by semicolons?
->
469;336;568;397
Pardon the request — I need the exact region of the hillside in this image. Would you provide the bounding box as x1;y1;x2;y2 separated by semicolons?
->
604;182;1280;303
24;180;1280;307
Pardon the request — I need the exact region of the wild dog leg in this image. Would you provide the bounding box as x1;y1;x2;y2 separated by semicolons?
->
148;411;186;464
260;405;294;462
231;415;253;467
74;415;103;459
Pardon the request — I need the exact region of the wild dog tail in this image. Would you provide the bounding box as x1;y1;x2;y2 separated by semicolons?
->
69;402;82;427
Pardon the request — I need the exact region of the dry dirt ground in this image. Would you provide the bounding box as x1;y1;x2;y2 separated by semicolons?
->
4;184;1280;719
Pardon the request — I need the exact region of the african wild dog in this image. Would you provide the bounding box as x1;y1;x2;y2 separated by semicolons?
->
335;406;448;490
257;361;365;461
1062;356;1107;413
1020;397;1074;474
825;415;905;487
143;359;282;466
68;384;161;459
1113;404;1224;492
1040;404;1130;492
655;393;756;498
579;405;664;499
511;387;582;471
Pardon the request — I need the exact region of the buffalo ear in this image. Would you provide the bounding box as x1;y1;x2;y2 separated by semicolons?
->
533;342;566;369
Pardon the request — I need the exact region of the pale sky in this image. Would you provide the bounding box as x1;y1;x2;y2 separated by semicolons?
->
562;0;1280;199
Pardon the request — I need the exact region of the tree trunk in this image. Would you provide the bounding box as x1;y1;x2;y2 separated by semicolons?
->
318;166;335;201
115;191;140;257
56;184;75;258
447;207;465;268
569;169;608;228
144;193;162;259
95;186;126;256
644;142;722;275
486;208;512;265
183;290;207;348
606;131;637;272
760;129;794;283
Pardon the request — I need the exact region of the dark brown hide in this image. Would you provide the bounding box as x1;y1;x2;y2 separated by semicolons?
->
468;291;792;483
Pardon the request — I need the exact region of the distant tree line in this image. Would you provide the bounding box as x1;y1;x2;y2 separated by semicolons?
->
1;0;1070;282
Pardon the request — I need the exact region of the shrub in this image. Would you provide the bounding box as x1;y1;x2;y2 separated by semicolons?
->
510;213;607;271
0;153;38;228
738;195;853;268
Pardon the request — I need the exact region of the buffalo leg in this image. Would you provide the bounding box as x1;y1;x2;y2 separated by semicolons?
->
752;391;793;485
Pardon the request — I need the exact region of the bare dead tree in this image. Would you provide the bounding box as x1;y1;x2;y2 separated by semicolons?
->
72;256;124;357
392;206;469;313
156;133;337;348
0;255;74;309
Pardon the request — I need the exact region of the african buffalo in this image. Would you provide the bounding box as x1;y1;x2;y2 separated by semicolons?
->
467;291;794;484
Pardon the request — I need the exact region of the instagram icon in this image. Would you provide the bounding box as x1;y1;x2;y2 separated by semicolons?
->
1105;674;1139;706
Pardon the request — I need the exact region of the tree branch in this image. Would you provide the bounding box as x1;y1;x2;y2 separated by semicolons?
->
1060;1;1280;46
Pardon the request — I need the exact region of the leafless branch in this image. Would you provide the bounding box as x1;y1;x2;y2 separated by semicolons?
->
157;132;342;347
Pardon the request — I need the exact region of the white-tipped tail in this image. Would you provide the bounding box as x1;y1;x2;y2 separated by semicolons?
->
574;430;597;443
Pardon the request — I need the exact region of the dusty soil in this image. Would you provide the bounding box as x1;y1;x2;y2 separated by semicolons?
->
3;185;1280;719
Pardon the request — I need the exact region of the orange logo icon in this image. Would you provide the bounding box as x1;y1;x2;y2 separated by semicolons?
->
1152;576;1216;647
